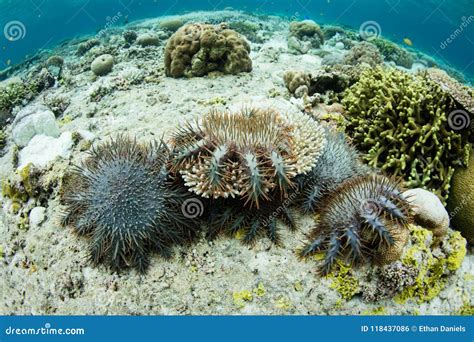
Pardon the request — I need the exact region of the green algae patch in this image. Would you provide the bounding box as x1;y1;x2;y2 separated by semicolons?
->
253;282;266;297
275;297;292;310
232;290;253;308
362;307;386;315
395;225;467;304
445;231;467;271
328;261;360;301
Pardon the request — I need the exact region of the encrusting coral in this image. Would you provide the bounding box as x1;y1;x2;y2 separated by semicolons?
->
164;23;252;78
342;66;471;202
170;107;326;206
299;174;412;275
60;135;199;273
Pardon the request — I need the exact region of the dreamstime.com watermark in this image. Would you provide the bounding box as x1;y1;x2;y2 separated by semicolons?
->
181;198;205;219
4;323;85;336
3;20;26;41
359;20;382;41
447;109;471;131
448;191;474;220
440;15;474;50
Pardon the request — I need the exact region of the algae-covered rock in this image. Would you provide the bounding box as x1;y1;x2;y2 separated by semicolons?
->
91;54;114;76
342;67;470;202
164;23;252;78
394;225;467;303
447;146;474;243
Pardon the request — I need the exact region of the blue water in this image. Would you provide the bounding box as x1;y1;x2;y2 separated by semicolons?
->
0;0;473;82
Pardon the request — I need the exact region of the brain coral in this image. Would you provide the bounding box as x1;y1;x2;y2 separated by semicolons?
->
170;108;326;207
164;23;252;78
342;67;471;203
61;136;199;273
447;146;474;243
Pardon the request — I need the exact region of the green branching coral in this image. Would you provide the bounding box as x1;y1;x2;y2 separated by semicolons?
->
342;67;470;202
395;225;467;304
164;23;252;78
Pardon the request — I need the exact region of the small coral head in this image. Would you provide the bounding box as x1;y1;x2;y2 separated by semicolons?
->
300;174;412;275
170;108;326;207
61;135;198;273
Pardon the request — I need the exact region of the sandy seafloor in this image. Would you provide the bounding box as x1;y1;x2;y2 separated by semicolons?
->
0;11;473;315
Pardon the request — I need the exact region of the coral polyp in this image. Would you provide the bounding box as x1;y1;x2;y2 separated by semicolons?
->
170;108;326;207
61;135;199;273
300;174;412;275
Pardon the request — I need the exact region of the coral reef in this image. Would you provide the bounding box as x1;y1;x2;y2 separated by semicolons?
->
288;20;324;54
122;30;137;45
300;174;412;275
282;70;310;95
159;18;185;32
371;38;414;68
229;21;262;43
0;71;55;124
322;25;346;40
91;54;114;76
170;108;326;206
136;33;160;47
447;146;474;243
342;67;471;202
164;23;252;78
61;136;199;273
77;38;100;55
343;41;383;67
294;130;369;213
